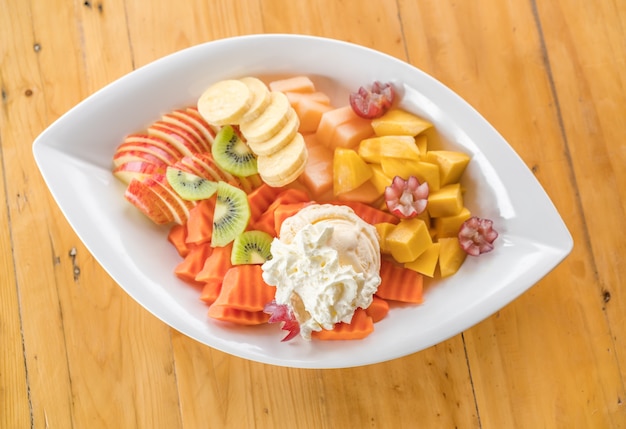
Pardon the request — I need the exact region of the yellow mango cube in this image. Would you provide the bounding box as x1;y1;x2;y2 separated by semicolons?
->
438;237;467;277
434;207;472;238
425;150;471;186
405;242;440;277
415;134;428;157
335;180;381;205
428;183;464;218
380;158;440;191
386;218;432;263
333;148;372;195
371;109;433;137
374;222;397;254
358;135;421;163
369;164;394;195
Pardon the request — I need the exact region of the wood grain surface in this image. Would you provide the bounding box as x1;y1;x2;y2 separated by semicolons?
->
1;0;624;427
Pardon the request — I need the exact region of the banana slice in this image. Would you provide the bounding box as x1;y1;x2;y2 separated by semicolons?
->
246;108;300;156
239;91;291;142
239;77;271;123
198;79;252;125
257;132;308;187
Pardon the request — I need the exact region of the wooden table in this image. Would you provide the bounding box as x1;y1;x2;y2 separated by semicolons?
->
2;0;624;427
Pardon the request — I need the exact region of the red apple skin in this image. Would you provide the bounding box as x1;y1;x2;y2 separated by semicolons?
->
122;133;186;160
193;153;242;189
154;120;206;151
144;174;196;225
124;178;174;224
113;142;180;167
112;149;171;169
183;107;220;141
113;161;167;184
148;121;206;156
162;112;213;153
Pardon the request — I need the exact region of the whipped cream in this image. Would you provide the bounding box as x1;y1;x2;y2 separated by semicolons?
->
261;204;381;339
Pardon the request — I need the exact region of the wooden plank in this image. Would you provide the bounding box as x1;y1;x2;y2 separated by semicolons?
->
124;0;265;68
0;87;32;429
0;0;77;426
536;0;626;392
398;0;625;426
0;2;32;426
0;0;182;427
259;0;406;59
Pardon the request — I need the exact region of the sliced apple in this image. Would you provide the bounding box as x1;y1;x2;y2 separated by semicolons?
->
113;161;167;184
189;153;245;190
161;112;212;153
122;133;186;160
148;122;200;156
112;148;170;169
184;107;221;140
124;178;175;224
143;174;196;225
169;109;218;150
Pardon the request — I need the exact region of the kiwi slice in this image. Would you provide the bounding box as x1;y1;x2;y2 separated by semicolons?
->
231;230;274;265
166;166;218;200
212;125;257;177
211;181;251;247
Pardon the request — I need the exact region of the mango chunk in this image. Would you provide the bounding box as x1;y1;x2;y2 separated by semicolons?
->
415;134;428;157
358;135;421;163
371;109;433;137
428;183;464;218
369;164;394;195
380;158;441;191
425;150;471;186
335;180;381;204
405;242;441;277
433;207;472;238
333;148;372;195
385;218;432;263
374;222;397;254
438;237;467;277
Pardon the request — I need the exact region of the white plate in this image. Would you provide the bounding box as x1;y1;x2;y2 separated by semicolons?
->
32;34;573;368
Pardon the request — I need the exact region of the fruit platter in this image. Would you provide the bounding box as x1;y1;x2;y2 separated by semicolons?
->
32;34;572;368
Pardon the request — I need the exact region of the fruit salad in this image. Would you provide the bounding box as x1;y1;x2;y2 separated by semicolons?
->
111;74;498;341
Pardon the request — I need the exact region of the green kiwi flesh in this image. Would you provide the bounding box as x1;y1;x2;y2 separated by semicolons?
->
211;181;251;247
212;125;258;177
230;230;274;265
166;167;218;200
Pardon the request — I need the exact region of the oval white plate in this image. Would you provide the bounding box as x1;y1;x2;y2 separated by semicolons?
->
33;34;572;368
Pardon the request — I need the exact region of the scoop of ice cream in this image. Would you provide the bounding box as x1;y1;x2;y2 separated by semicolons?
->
261;204;381;339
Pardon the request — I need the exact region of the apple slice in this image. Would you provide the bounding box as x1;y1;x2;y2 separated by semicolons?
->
174;155;211;179
152;120;207;154
124;178;175;224
173;108;220;146
122;133;186;161
161;112;213;153
173;153;252;192
192;153;246;189
112;144;176;168
143;174;196;225
113;161;167;184
184;107;221;140
148;122;202;156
